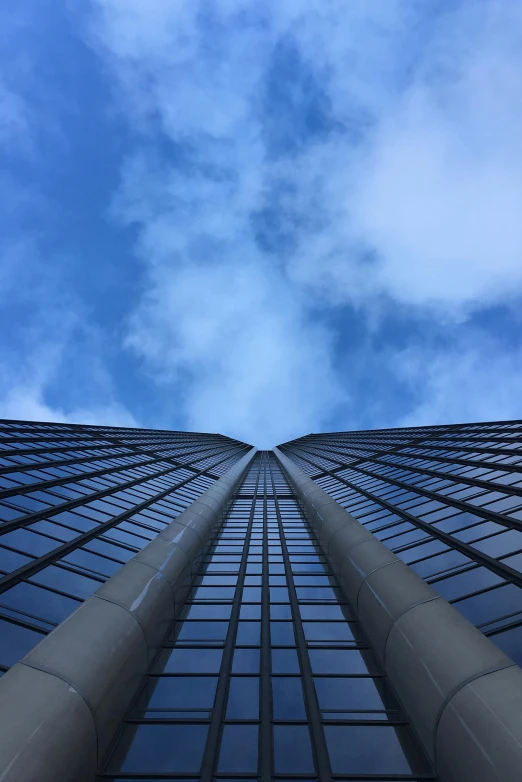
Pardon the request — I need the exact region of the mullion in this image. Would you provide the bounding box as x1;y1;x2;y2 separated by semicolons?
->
0;445;246;537
281;447;522;587
360;458;522;502
346;461;522;533
260;453;272;782
0;450;242;593
0;448;134;475
268;455;332;782
0;454;174;500
199;456;261;782
0;435;238;481
300;430;522;480
293;423;468;477
399;440;522;463
377;450;522;478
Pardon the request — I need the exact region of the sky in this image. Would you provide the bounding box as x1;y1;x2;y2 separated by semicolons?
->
1;0;521;448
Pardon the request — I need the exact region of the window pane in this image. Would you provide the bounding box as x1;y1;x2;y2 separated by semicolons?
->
270;622;295;645
453;584;522;626
430;568;504;601
324;725;428;774
143;676;218;711
162;648;223;673
308;649;374;674
489;625;522;667
109;724;208;773
272;677;306;719
273;725;315;774
175;621;228;642
226;677;259;719
0;619;45;668
29;566;101;600
218;725;258;773
299;604;349;620
232;648;260;673
314;677;391;712
271;648;300;673
303;622;354;642
0;582;81;625
235;622;261;645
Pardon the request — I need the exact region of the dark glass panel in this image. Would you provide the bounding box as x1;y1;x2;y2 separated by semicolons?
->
140;676;218;711
270;621;295;646
0;582;81;625
299;604;350;620
0;546;32;574
218;725;258;773
303;622;354;642
410;550;471;579
271;648;300;673
0;619;46;667
453;584;522;626
63;549;122;577
308;649;375;674
489;624;522;667
325;725;429;774
273;725;315;774
29;565;102;599
235;622;261;645
109;724;208;773
180;604;232;620
314;677;392;712
1;529;58;557
396;539;448;563
239;605;261;619
472;529;522;557
430;567;504;601
161;648;223;673
272;677;307;719
226;677;259;719
175;621;228;642
270;605;292;619
232;648;260;673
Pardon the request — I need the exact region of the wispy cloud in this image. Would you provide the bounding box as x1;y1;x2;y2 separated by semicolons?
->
86;0;522;444
1;1;520;444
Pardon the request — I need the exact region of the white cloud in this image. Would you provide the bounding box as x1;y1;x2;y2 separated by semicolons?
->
0;384;138;428
126;256;344;447
0;334;140;430
394;334;522;427
88;0;522;443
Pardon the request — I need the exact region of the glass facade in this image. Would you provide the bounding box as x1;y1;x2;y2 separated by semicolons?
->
2;416;522;780
101;452;434;781
0;418;249;672
280;420;522;668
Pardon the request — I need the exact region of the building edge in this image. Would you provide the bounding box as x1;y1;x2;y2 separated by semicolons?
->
0;446;257;782
274;446;522;782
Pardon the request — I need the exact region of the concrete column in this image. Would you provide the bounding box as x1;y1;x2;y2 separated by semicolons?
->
274;447;522;782
0;447;257;782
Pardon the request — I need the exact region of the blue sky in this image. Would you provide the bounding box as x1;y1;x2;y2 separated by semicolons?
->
1;0;521;448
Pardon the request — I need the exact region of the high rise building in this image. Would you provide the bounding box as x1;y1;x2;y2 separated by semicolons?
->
0;418;521;782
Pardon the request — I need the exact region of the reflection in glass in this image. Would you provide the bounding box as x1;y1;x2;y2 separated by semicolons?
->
218;725;258;772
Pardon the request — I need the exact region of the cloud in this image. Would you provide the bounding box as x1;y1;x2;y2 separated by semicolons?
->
394;333;522;427
0;227;138;431
86;0;522;443
0;328;140;430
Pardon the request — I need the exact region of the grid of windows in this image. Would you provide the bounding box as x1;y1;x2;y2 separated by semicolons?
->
0;419;249;672
101;453;434;781
280;420;522;667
